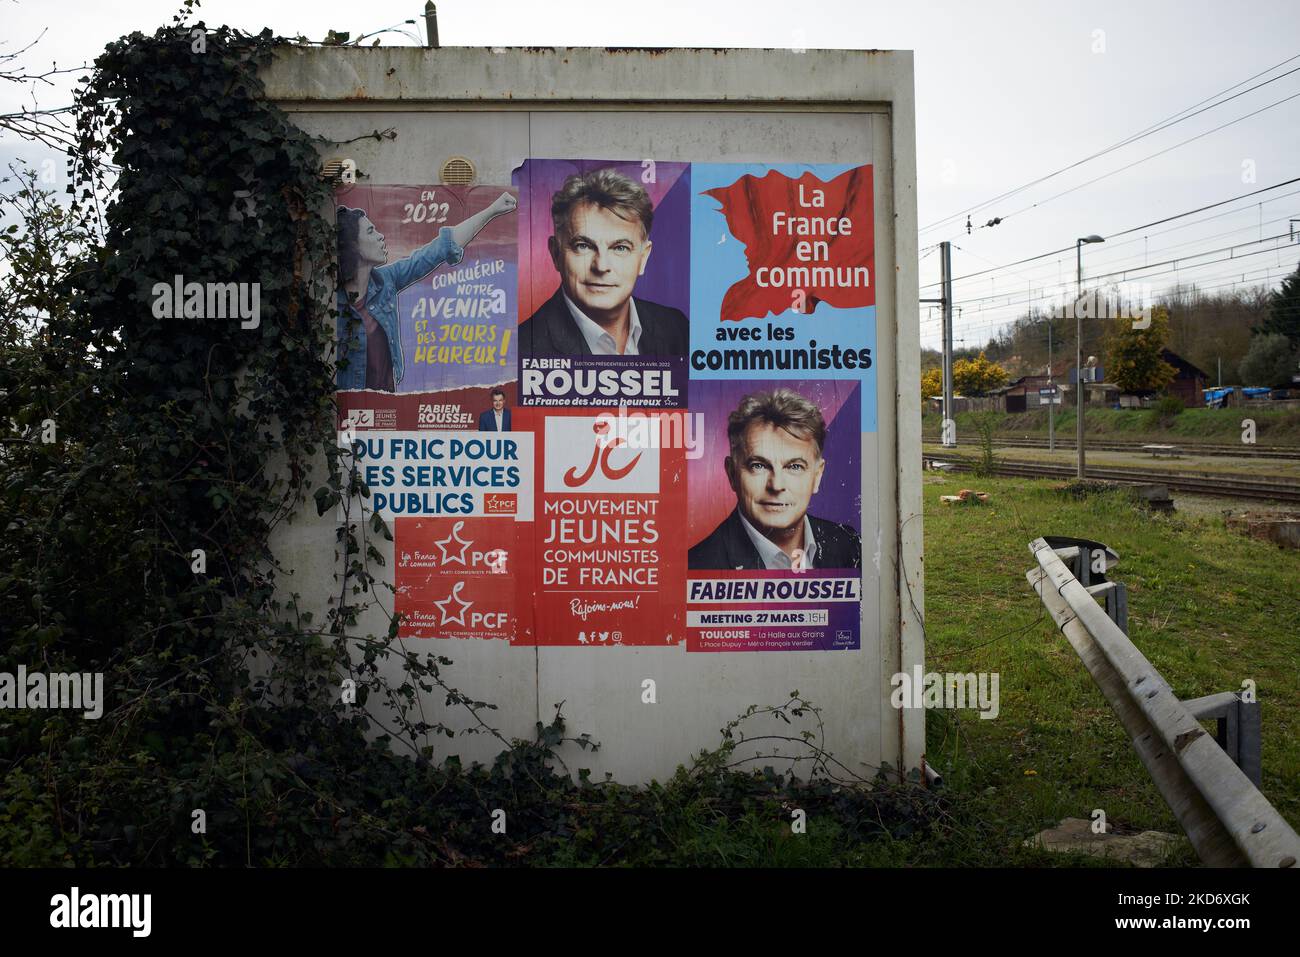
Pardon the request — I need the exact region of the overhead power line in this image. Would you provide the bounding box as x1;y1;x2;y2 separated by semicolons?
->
929;193;1300;299
919;51;1300;235
920;261;1289;341
920;177;1300;289
985;89;1300;228
949;233;1295;309
945;237;1296;312
923;238;1298;323
948;206;1300;292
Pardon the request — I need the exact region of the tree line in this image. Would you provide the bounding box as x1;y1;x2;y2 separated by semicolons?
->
922;262;1300;396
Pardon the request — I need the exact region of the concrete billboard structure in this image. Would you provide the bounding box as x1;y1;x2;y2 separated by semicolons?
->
261;47;924;784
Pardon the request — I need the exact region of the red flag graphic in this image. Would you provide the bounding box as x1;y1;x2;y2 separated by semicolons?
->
705;167;874;322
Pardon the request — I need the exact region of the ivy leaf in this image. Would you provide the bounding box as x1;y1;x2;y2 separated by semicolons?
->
314;486;337;515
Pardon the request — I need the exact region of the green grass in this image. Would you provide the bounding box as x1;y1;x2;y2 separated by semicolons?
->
524;474;1299;868
924;407;1300;445
919;473;1300;864
534;474;1299;868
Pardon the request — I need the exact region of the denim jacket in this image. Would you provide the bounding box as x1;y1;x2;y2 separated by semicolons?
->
336;225;465;391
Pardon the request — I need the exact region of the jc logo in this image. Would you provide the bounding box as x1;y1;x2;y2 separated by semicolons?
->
563;420;642;487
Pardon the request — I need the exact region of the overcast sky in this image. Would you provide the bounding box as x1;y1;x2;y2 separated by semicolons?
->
3;0;1299;350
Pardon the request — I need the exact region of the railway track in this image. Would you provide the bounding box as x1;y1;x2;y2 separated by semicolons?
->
921;435;1300;460
924;454;1300;504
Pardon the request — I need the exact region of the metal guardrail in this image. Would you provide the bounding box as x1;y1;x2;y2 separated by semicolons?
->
1025;536;1300;868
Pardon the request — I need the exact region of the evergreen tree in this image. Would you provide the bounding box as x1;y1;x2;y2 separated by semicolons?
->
1239;333;1298;387
1260;261;1300;345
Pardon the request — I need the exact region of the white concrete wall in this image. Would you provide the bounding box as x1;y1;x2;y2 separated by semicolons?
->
261;47;923;784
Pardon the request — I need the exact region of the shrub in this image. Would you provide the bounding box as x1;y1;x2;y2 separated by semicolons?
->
1154;393;1184;426
972;411;999;477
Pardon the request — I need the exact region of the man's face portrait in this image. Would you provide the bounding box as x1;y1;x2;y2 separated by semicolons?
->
725;422;825;537
492;392;505;412
547;201;652;319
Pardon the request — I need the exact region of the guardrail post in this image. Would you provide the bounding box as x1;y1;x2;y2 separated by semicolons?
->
1220;701;1236;767
1238;694;1262;789
1187;691;1262;788
1047;537;1129;633
1105;582;1128;635
1076;548;1093;587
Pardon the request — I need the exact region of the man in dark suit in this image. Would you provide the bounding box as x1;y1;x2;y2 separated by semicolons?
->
477;387;511;431
689;388;861;571
519;168;688;357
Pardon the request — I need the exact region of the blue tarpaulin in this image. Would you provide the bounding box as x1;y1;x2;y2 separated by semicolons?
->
1203;386;1274;407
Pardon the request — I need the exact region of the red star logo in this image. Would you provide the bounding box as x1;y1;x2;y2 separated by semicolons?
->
434;581;472;626
435;520;473;566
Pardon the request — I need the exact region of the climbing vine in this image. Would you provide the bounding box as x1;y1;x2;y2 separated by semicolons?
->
0;7;533;866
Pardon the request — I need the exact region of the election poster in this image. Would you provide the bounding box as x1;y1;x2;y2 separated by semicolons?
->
395;516;521;641
348;432;532;522
514;159;691;409
345;431;532;640
337;161;875;648
689;163;877;430
516;406;687;647
684;379;863;652
334;183;520;432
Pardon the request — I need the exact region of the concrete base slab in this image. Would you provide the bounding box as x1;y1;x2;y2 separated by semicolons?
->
1024;817;1187;867
1226;512;1300;549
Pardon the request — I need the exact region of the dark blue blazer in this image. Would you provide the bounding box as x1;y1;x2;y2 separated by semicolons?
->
688;507;862;571
478;408;511;432
518;288;689;357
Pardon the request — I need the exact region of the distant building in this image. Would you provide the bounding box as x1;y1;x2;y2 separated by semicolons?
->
993;361;1069;412
1159;349;1209;407
1109;348;1207;408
